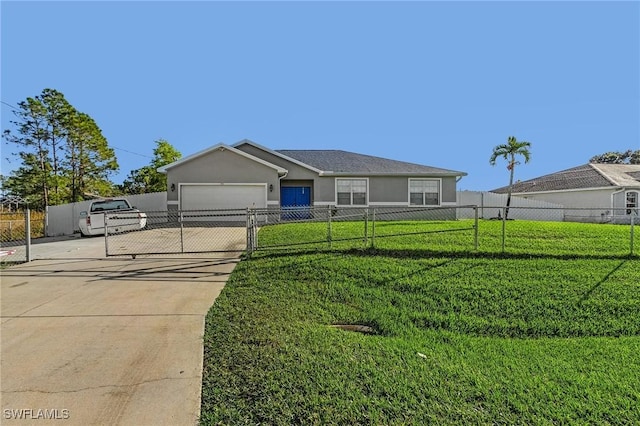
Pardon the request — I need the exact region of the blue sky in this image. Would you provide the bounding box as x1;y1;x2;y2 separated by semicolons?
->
1;1;639;191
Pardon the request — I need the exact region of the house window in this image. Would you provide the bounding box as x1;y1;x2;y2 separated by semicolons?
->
409;179;440;206
626;191;638;215
336;179;367;206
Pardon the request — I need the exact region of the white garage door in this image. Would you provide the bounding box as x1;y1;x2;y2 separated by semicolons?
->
180;184;267;215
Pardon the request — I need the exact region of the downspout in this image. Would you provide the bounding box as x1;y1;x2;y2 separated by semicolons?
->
277;171;289;207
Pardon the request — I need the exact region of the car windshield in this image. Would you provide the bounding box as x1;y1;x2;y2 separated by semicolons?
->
90;200;130;212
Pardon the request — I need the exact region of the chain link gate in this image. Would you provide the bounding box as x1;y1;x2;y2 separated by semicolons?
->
104;209;250;258
1;195;33;263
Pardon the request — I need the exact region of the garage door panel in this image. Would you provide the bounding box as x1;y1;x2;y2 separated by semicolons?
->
180;184;267;221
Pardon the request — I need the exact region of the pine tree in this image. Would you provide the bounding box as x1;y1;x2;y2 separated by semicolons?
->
2;88;119;206
121;139;181;194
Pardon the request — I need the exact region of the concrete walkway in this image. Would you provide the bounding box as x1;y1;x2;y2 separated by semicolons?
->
1;250;238;425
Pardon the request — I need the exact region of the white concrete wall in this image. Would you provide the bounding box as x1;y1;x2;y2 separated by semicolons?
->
457;191;564;221
46;192;167;236
508;188;613;222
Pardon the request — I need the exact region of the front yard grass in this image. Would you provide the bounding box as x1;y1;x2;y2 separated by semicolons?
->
200;220;640;424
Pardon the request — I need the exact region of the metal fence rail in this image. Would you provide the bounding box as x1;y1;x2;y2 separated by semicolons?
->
103;205;637;258
248;205;636;257
483;206;637;256
105;209;249;257
248;205;480;254
1;208;42;263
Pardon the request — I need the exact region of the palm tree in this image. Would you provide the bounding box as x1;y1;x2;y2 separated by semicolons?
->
490;136;532;219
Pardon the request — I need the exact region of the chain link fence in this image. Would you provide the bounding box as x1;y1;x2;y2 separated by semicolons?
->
248;205;636;257
1;209;44;264
105;209;249;257
98;205;637;258
248;205;480;254
478;206;637;256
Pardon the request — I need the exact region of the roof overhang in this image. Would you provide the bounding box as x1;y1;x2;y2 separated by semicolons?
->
321;172;468;177
157;143;288;175
505;186;625;196
233;139;325;174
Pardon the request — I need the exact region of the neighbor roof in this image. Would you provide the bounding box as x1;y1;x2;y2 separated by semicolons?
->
276;149;467;176
492;163;640;193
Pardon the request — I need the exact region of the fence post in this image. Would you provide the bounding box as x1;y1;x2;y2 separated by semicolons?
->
246;208;252;256
180;210;185;254
631;212;636;257
371;208;376;249
25;208;31;262
474;206;479;251
253;210;258;252
104;213;109;257
363;209;368;248
501;207;506;253
327;205;332;250
44;205;49;237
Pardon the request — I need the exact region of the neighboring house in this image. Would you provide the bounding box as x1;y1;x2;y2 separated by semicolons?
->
157;139;467;214
491;163;640;222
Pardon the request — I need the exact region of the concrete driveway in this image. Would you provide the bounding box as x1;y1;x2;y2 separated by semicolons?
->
1;237;239;425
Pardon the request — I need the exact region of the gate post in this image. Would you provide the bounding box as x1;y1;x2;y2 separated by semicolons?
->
246;208;255;255
180;210;185;253
104;213;109;257
25;208;31;262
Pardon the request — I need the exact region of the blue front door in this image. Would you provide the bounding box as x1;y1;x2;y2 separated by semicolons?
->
281;187;311;219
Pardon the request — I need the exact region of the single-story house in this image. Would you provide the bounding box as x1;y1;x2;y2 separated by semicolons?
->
157;139;467;214
491;163;640;222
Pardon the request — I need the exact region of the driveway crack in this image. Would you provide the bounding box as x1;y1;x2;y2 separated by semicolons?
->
3;376;199;394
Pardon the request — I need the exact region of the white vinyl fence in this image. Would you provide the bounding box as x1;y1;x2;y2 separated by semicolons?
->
46;192;167;237
457;191;565;221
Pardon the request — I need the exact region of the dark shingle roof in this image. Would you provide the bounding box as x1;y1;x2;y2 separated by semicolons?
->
276;149;466;176
491;164;614;193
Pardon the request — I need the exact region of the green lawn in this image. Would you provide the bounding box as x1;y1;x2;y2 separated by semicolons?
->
200;220;640;425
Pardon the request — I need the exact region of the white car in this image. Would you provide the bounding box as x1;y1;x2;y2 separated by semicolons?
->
79;199;147;236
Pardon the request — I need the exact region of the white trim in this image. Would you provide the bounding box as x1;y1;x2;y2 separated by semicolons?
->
178;182;268;210
313;201;336;206
321;172;466;177
588;163;619;186
167;200;179;205
157;143;287;174
408;178;442;207
335;177;369;207
232;139;324;174
267;200;280;206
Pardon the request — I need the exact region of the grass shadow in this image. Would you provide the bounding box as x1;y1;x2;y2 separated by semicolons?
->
252;247;638;262
579;260;628;303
